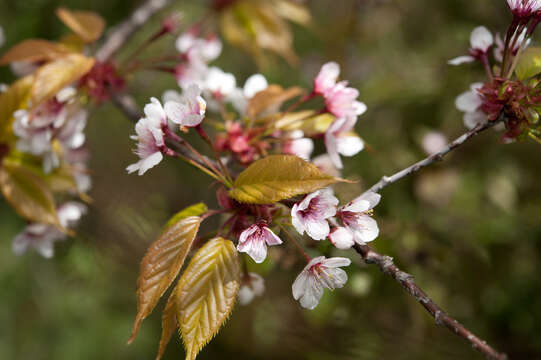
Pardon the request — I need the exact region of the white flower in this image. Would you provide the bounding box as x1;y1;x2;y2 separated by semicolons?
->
291;188;338;240
312;154;341;178
449;26;494;65
126;98;167;175
314;62;340;95
325;116;365;169
12;202;86;258
507;0;541;17
283;130;314;160
230;73;269;114
238;272;265;305
292;256;351;310
164;84;206;127
331;191;381;248
455;83;487;129
237;223;283;263
204;67;236;99
493;29;531;63
176;32;222;63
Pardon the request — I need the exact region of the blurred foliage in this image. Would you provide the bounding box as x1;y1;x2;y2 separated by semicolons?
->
1;0;540;359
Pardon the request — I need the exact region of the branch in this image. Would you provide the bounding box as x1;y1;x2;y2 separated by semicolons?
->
96;0;173;62
368;117;502;194
353;244;508;360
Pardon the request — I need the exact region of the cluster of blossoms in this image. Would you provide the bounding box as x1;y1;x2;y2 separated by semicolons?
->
127;26;380;309
450;1;541;143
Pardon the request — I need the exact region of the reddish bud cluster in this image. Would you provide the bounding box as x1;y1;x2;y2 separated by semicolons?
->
214;122;269;165
78;61;125;103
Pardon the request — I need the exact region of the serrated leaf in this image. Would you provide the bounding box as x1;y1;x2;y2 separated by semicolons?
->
247;85;304;119
0;39;70;66
128;216;202;344
155;287;178;360
0;75;33;142
273;111;335;135
56;7;106;43
31;53;94;106
164;203;208;230
229;155;341;204
0;160;59;226
176;238;240;360
516;47;541;80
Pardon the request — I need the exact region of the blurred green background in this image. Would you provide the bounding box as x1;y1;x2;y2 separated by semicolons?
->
1;0;540;359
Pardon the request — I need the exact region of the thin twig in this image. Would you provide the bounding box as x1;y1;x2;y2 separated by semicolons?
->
368;117;502;194
353;244;507;360
96;0;173;62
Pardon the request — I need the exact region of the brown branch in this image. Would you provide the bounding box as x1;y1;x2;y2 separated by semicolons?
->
353;244;508;360
96;0;173;62
368;117;502;194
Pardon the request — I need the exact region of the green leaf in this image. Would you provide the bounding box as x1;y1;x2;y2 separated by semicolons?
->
516;47;541;80
128;216;202;344
155;287;178;360
0;160;59;227
229;155;341;204
0;75;33;142
164;203;208;230
175;238;240;360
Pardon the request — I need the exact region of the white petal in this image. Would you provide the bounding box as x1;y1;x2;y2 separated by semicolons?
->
455;90;482;113
243;74;268;98
352;215;379;243
448;56;475;66
323;257;352;268
292;271;309;300
464;111;487;130
329;227;355;249
35;239;55;258
144;97;166;123
263;227;283;246
470;26;493;52
304;218;330;240
325;131;343;169
343;191;381;212
336;135;364;157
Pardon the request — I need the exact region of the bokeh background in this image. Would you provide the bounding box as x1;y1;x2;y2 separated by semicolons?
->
1;0;540;359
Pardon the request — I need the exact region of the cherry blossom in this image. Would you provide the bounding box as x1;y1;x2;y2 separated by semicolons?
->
506;0;541;18
12;202;87;258
238;272;265;305
126;98;167;175
164;84;207;128
312;154;341;177
292;256;351;310
314;62;340;95
494;29;530;63
455;83;487;129
291;188;338;240
324;116;365;169
282;130;314;160
237;222;283;263
330;191;381;248
449;26;494;65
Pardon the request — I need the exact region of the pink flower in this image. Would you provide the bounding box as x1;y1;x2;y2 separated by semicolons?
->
330;191;381;249
238;272;265;305
507;0;541;18
12;202;86;258
282;130;314;160
449;26;494;65
314;62;340;95
164;84;206;127
237;222;283;263
324;116;365;169
324;82;367;118
291;188;338;240
126;98;167;175
292;256;351;309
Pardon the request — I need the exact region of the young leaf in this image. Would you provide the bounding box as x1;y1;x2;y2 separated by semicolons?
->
273;111;335;136
128;216;202;344
31;53;95;106
0;39;70;65
164;203;208;230
515;47;541;80
175;238;240;360
247;85;303;119
155;288;178;360
56;7;106;43
229;155;341;204
0;75;33;142
0;160;59;227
